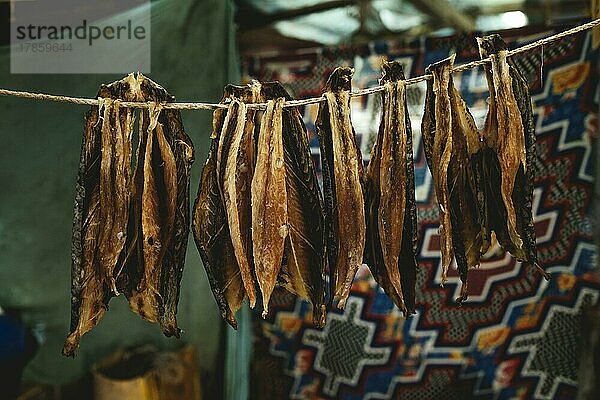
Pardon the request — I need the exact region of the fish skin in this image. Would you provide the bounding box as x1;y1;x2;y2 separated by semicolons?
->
478;35;546;277
252;98;288;318
158;107;194;337
97;98;133;296
261;82;327;327
66;74;195;355
127;104;178;323
115;75;193;335
473;39;514;256
64;76;140;357
365;61;418;315
219;82;262;311
222;99;259;308
316;87;338;309
192;135;242;329
422;57;455;283
510;57;540;268
447;72;484;303
423;56;484;299
316;67;366;309
491;51;526;253
192;86;253;329
378;79;408;311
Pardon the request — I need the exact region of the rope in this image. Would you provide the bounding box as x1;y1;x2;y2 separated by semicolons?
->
0;19;598;111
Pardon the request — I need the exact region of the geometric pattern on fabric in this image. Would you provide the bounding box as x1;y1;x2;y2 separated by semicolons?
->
508;289;599;398
303;297;391;396
244;27;600;400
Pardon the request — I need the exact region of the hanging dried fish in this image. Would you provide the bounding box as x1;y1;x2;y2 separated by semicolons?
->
97;97;134;296
222;83;262;309
421;56;483;301
120;77;194;337
316;67;366;309
262;82;327;327
158;105;195;337
192;85;252;329
364;61;418;315
477;35;548;279
126;103;178;323
252;97;288;318
64;75;142;356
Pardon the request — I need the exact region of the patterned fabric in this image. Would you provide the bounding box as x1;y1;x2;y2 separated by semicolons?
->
243;28;600;400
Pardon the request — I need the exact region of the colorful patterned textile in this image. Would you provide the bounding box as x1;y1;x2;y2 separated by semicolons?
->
243;27;599;399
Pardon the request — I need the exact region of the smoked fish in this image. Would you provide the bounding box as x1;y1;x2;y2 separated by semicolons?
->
364;61;417;315
316;67;366;309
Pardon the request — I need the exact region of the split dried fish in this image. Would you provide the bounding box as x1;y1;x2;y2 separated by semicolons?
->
422;56;483;301
65;74;194;356
124;77;194;337
252;97;288;318
364;61;418;315
98;98;134;296
261;82;327;327
316;67;366;309
64;75;142;356
222;83;262;309
192;85;254;329
478;35;548;279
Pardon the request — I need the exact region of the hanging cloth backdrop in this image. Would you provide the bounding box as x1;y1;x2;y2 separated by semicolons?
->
242;27;600;399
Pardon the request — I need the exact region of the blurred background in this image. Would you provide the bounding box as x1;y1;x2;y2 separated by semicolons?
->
0;0;598;399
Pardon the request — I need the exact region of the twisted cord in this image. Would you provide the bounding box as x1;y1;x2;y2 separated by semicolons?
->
1;19;598;111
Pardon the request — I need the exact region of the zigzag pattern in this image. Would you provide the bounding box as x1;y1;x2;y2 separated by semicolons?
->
245;29;599;400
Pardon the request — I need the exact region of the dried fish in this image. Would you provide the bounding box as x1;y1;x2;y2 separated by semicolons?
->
192;86;250;329
64;75;142;356
127;103;177;323
159;106;195;337
97;98;134;296
121;77;194;337
421;57;455;283
478;35;548;278
422;56;483;300
252;97;288;318
221;83;262;309
316;67;366;309
364;61;418;315
262;82;327;327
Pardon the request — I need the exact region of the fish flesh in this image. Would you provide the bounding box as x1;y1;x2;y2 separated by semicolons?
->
221;82;262;308
65;73;195;356
158;104;195;337
123;76;195;337
97;97;134;296
421;56;483;300
127;103;178;323
251;97;288;318
364;61;418;315
261;82;327;327
192;85;254;329
316;67;366;309
477;35;548;279
64;75;143;356
421;57;455;283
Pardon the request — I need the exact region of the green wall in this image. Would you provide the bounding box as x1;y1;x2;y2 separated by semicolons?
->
0;0;239;384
